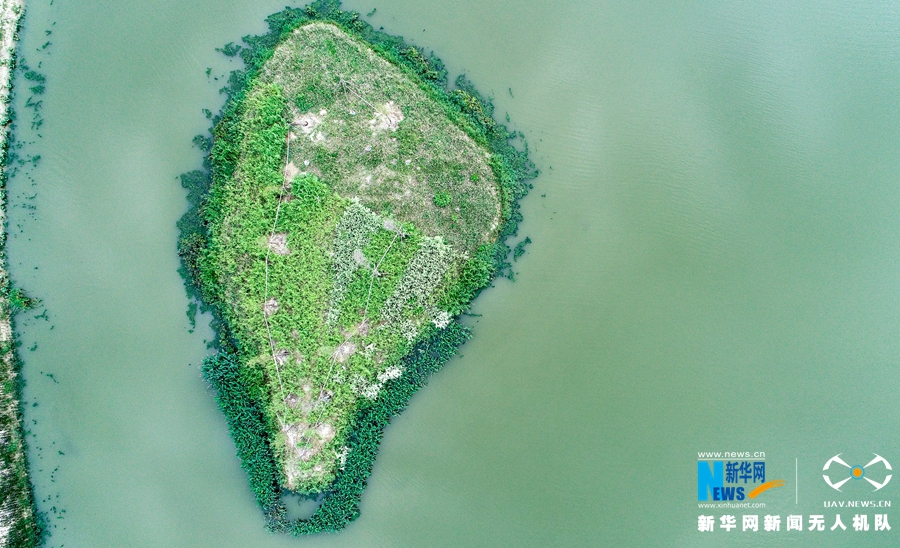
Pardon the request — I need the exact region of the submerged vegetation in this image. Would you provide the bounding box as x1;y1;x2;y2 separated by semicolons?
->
179;0;535;534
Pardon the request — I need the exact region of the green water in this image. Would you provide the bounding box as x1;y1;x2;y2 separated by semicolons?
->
7;0;900;546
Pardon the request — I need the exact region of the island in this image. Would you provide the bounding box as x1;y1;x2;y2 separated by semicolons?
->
179;0;535;534
0;1;43;547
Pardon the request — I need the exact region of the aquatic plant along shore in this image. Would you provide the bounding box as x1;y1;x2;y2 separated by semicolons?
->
0;1;44;547
179;0;535;535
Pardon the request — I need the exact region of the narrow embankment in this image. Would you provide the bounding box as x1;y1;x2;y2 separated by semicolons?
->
0;1;44;546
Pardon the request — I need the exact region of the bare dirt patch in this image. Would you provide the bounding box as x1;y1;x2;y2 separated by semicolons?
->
316;423;335;442
274;348;291;366
369;101;403;132
282;422;321;461
263;297;279;316
332;341;357;363
382;218;400;232
268;232;290;255
294;110;324;137
283;161;301;182
356;320;370;337
352;248;368;267
285;393;302;408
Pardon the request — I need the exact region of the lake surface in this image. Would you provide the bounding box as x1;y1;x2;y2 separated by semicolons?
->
7;0;900;546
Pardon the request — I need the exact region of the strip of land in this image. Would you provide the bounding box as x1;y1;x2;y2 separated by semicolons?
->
0;1;43;546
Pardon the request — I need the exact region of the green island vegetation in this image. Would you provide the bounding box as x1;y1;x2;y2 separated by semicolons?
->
0;1;45;547
178;0;535;535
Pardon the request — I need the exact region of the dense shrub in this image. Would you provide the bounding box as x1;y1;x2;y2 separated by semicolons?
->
202;352;282;509
432;191;451;208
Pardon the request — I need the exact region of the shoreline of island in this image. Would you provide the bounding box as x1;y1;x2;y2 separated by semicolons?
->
0;1;44;547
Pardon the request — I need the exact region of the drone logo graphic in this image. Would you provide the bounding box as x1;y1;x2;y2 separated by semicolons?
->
822;454;892;492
